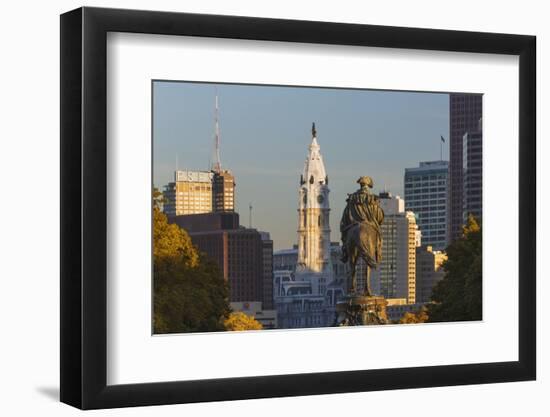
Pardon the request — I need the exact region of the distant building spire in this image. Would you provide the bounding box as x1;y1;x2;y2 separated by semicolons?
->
297;123;332;278
212;91;222;173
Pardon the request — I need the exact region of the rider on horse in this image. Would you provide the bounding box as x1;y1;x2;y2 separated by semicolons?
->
340;176;384;265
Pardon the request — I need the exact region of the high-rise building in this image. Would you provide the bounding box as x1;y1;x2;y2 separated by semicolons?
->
448;93;482;242
404;161;448;251
212;170;236;212
463;119;483;222
415;245;447;303
162;170;213;216
169;212;273;307
260;231;274;310
372;192;419;303
163;93;236;217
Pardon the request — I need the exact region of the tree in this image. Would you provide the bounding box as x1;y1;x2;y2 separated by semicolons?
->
399;306;429;324
224;312;263;331
153;205;198;266
153;206;230;334
427;215;482;322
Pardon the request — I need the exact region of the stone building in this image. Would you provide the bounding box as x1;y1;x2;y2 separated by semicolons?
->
273;125;345;328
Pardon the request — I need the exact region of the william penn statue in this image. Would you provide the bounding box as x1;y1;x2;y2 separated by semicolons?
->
340;176;384;295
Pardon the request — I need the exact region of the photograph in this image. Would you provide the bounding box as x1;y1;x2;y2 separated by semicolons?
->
52;4;538;411
152;81;483;334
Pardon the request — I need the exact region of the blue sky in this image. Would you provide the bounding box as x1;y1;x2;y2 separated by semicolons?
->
153;81;449;250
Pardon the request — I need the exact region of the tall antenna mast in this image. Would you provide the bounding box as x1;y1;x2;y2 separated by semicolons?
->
212;90;222;173
249;202;253;228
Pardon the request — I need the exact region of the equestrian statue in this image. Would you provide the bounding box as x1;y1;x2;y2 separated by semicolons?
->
336;176;388;325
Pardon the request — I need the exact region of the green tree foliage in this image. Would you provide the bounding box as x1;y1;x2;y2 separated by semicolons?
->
224;312;263;331
428;215;482;322
153;206;230;334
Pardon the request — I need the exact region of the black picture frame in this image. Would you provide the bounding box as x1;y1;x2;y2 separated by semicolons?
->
60;6;536;410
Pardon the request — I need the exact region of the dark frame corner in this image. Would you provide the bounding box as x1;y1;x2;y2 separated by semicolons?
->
60;6;536;410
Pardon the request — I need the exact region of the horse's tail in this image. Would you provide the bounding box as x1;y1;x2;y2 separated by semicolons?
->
349;222;379;268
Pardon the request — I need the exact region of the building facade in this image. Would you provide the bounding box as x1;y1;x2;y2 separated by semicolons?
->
296;124;333;288
415;245;447;303
448;93;482;242
163;169;236;217
169;212;274;308
404;161;448;251
273;125;344;329
463;120;483;222
373;192;419;303
260;232;274;310
212;170;236;212
163;170;214;216
273;243;347;282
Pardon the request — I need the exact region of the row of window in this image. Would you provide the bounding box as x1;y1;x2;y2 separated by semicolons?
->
406;188;447;195
405;181;446;188
406;175;446;181
416;206;447;214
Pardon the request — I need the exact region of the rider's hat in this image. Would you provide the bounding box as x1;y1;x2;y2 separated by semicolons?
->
357;176;373;188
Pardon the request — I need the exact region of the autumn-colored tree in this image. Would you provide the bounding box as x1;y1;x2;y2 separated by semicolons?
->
153;206;199;266
399;306;429;324
224;312;263;331
153;202;230;334
427;215;482;322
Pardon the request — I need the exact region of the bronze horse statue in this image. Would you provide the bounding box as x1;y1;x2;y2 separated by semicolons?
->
340;176;384;296
343;222;382;296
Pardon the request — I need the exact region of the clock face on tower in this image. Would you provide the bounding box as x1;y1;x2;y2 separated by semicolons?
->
317;195;324;204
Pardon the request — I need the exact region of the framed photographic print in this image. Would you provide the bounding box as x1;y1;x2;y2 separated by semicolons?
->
60;6;536;410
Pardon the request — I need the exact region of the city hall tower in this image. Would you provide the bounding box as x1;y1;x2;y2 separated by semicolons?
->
296;123;333;290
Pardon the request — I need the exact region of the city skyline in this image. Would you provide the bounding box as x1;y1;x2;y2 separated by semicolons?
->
153;81;450;250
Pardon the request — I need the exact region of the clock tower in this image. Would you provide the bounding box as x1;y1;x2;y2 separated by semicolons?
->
296;123;333;289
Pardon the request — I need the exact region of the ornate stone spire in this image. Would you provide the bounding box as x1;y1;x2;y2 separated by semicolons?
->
296;123;332;281
302;122;327;187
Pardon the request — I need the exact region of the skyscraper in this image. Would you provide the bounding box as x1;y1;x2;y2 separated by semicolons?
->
163;93;236;216
404;161;448;251
212;170;236;212
260;231;274;310
170;212;273;306
372;193;418;303
448;93;482;242
463;119;483;222
162;170;214;216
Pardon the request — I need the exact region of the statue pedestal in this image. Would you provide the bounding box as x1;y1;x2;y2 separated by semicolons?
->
335;295;388;326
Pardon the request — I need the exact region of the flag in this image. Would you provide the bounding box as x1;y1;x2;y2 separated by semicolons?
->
440;135;446;143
